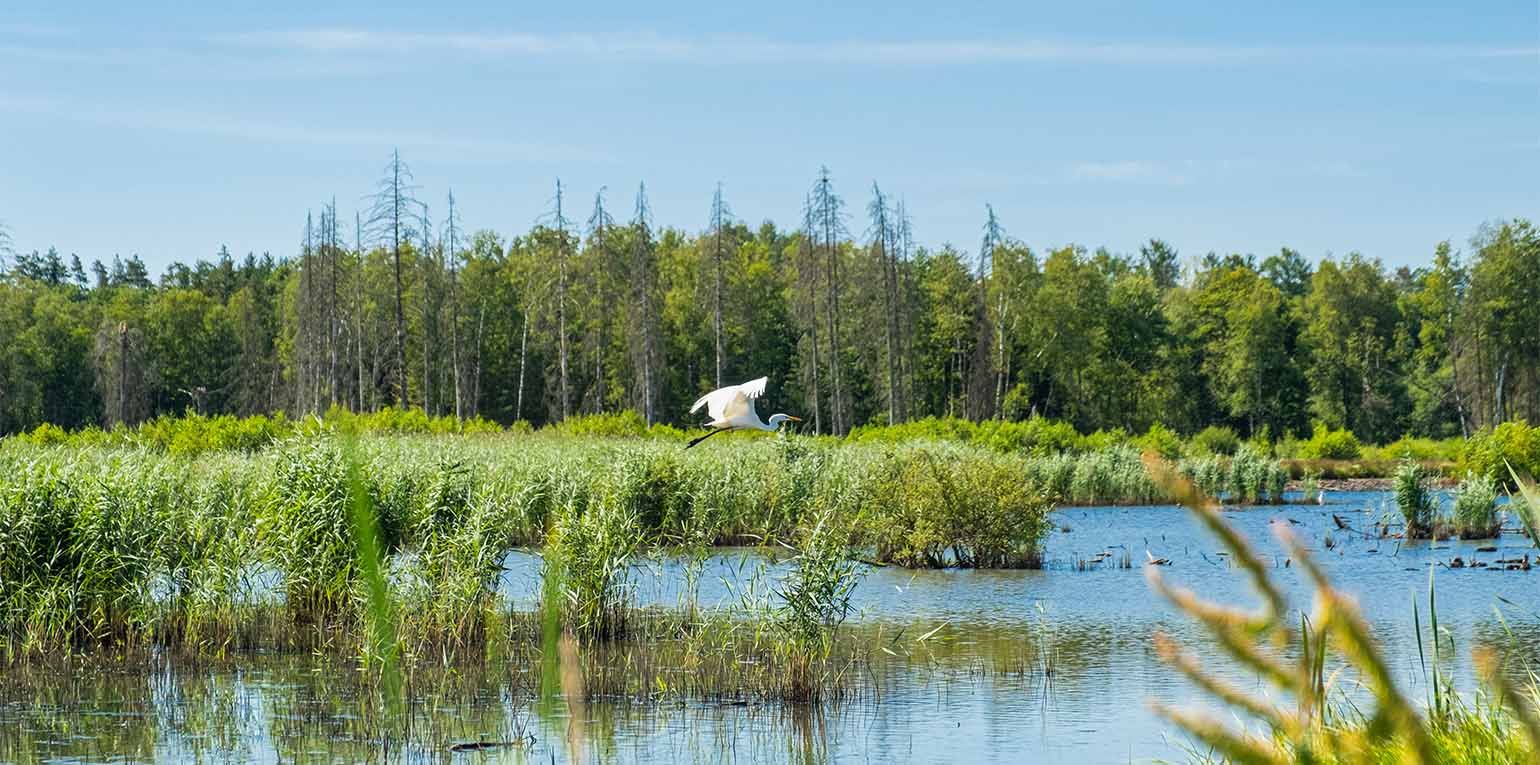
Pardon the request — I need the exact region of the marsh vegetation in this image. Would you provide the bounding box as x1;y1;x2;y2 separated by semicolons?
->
3;424;1540;762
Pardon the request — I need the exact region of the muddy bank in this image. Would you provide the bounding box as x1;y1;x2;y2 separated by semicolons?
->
1286;477;1456;492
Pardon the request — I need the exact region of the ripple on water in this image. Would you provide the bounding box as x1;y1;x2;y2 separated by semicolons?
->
5;491;1538;763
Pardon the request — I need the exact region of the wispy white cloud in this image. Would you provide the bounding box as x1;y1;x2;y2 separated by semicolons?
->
0;94;601;162
216;28;1540;65
217;29;1261;63
9;25;1533;71
0;41;403;81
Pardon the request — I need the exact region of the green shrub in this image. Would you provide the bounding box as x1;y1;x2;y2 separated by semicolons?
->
322;405;500;436
551;410;650;438
847;416;1093;456
1273;432;1303;459
1462;420;1540;486
1016;418;1089;454
1299;423;1362;460
1134;423;1185;460
773;506;864;702
964;419;1023;452
847;416;975;446
459;416;504;435
1364;435;1462;464
1080;427;1131;452
1181;455;1227;499
1226;445;1269;503
1248;424;1273;453
1190;425;1239;456
863;447;1055;567
20;422;70;445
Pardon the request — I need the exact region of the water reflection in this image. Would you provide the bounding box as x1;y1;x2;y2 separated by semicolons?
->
3;492;1537;763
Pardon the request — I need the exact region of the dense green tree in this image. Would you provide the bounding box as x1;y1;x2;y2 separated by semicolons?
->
1401;242;1467;437
911;246;978;419
1300;254;1408;442
1139;239;1180;291
1460;220;1540;428
3;175;1538;445
1261;247;1312;298
1027;246;1109;429
144;288;235;414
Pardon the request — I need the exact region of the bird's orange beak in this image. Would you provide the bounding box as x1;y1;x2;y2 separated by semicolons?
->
786;416;802;422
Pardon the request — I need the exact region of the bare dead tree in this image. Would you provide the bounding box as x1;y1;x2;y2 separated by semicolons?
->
293;203;347;415
971;204;1008;419
895;199;917;419
300;210;316;412
443;190;465;419
94;321;151;425
325;198;341;409
417;199;435;415
810;168;848;433
582;188;618;414
293;210;332;414
796;193;823;434
364;149;420;408
868;182;900;424
470;298;486;418
537;179;576;421
354;211;369;411
628;183;662;425
516;296;529;422
707;183;733;388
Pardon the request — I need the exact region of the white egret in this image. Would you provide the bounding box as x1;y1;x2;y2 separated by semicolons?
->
685;376;801;448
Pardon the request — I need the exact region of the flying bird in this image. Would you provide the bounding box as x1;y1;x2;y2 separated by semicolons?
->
686;376;801;448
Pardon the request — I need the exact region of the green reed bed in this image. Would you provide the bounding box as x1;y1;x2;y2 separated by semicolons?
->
1452;471;1501;540
1395;458;1439;539
1024;444;1290;506
0;430;1298;671
0;434;1049;662
1384;458;1515;541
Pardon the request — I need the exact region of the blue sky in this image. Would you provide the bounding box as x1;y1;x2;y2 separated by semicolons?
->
1;1;1536;273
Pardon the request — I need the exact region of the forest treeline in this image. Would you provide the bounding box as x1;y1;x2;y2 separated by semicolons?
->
2;153;1538;441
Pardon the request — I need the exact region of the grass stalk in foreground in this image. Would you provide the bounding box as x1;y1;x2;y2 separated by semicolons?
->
1508;461;1540;548
342;436;401;705
1143;453;1540;764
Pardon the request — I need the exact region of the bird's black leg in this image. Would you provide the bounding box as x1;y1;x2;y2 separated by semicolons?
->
685;427;730;449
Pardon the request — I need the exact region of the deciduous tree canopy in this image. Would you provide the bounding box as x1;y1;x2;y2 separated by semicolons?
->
2;156;1536;441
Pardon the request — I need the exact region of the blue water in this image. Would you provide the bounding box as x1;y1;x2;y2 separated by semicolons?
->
5;491;1538;763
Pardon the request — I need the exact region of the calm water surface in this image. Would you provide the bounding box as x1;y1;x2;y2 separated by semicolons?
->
5;491;1538;763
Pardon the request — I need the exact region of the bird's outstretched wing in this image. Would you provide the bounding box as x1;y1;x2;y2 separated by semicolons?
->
689;376;770;423
688;387;733;421
738;376;767;400
721;376;767;421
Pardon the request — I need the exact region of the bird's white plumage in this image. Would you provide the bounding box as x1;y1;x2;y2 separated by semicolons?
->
683;375;799;447
690;376;768;428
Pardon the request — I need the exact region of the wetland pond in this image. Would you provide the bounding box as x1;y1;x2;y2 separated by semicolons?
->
5;491;1538;763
